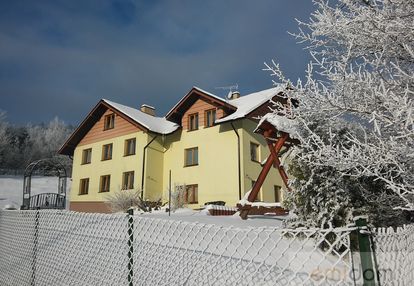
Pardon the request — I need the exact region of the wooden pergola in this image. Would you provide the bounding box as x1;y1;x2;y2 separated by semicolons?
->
239;119;299;220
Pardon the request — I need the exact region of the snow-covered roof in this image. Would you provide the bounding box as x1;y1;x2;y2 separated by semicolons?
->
215;86;284;123
103;99;179;134
255;113;299;139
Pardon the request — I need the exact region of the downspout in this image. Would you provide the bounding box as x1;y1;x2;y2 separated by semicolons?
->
230;122;242;200
141;135;158;200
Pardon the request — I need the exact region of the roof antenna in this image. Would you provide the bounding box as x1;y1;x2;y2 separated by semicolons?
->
215;84;239;100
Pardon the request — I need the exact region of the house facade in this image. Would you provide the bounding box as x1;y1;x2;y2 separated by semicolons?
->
59;86;288;213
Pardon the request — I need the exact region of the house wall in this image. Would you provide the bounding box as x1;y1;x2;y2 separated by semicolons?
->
162;121;240;208
143;135;165;201
70;110;152;212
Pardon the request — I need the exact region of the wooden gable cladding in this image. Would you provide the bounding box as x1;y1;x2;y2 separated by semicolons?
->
165;88;236;125
79;109;141;146
182;98;224;130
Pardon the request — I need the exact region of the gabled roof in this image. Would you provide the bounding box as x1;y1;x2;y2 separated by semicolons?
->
215;86;285;123
59;85;288;156
165;86;237;123
58;99;179;156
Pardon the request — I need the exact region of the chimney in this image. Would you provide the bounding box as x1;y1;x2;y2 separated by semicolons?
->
140;104;156;116
228;91;240;100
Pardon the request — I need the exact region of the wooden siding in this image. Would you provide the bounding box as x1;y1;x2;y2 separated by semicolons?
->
181;98;223;130
79;109;141;146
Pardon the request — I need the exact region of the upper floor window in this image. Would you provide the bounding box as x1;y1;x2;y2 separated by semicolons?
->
185;147;198;167
122;171;134;190
102;143;113;161
99;175;111;192
79;178;89;195
205;109;216;128
124;138;136;156
188;113;199;131
250;142;259;162
185;184;198;204
104;113;115;130
81;148;92;164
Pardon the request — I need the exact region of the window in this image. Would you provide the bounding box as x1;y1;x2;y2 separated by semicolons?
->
250;142;259;162
274;185;282;203
122;171;134;190
185;184;198;204
124;138;136;156
79;178;89;195
188;113;199;131
185;147;198;166
204;109;216;127
81;148;92;164
102;143;113;160
251;180;261;202
99;175;111;192
104;113;115;130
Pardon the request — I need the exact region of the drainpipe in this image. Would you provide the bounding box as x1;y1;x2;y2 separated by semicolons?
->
141;135;158;199
230;122;242;200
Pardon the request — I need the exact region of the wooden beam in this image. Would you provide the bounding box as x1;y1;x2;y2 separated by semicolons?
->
239;132;289;220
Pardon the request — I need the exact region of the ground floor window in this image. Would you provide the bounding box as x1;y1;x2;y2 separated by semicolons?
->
185;184;198;204
79;178;89;195
99;175;111;192
122;171;134;190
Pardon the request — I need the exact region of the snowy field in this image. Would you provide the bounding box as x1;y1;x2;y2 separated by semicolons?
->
0;175;72;210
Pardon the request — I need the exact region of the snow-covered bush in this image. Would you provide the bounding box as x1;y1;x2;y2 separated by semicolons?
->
168;183;187;212
266;0;414;227
106;189;144;213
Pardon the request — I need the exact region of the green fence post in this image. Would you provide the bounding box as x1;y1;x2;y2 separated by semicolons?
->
354;217;377;286
31;208;40;286
127;208;134;286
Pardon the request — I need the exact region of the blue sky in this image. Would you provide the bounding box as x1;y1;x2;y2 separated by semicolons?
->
0;0;315;125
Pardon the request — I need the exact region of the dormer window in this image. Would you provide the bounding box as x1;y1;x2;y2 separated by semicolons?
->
104;113;115;130
188;113;199;131
205;109;216;128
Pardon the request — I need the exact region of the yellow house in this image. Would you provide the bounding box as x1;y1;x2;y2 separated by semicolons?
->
59;86;288;213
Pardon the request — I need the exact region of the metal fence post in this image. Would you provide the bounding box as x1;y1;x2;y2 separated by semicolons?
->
354;217;377;286
31;208;40;286
127;208;134;286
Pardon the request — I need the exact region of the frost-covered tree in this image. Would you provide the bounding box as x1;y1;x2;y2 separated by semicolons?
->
266;0;414;227
25;117;73;169
0;111;10;167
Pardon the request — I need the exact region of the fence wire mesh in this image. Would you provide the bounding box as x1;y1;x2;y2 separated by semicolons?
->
0;210;358;286
372;224;414;285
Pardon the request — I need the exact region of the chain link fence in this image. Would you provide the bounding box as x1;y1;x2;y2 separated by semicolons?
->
1;210;362;285
372;224;414;285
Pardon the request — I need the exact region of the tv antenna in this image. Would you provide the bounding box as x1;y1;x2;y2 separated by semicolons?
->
215;84;239;100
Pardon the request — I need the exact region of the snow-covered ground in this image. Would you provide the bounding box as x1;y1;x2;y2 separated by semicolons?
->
139;208;287;228
0;175;72;210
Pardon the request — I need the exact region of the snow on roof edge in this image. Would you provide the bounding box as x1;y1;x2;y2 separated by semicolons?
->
103;99;179;134
215;86;285;124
